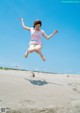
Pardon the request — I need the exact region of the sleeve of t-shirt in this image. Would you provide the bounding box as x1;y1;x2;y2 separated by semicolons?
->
30;27;33;32
41;30;45;35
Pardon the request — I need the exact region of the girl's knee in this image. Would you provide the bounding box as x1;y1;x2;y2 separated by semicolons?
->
35;50;40;53
35;47;41;51
29;49;35;53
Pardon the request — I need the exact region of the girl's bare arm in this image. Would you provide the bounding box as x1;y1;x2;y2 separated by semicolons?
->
19;18;30;31
42;30;58;39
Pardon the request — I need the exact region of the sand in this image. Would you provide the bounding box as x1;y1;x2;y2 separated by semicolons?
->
0;70;80;113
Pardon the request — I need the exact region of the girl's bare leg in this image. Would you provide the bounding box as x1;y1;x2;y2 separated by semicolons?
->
36;50;46;61
24;44;35;58
24;50;29;58
24;49;36;58
24;44;46;61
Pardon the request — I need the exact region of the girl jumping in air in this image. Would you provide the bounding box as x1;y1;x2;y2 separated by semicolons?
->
19;18;58;61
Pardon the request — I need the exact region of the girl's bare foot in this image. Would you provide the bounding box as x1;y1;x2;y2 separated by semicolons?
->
24;51;29;58
42;56;46;61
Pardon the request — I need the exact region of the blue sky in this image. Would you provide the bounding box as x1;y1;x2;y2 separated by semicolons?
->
0;0;80;73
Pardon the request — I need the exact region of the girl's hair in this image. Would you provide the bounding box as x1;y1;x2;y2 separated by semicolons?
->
33;20;42;27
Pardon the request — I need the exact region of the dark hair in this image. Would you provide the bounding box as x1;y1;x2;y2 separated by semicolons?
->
33;20;42;27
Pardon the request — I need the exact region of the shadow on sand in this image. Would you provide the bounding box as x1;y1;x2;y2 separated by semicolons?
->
24;78;63;86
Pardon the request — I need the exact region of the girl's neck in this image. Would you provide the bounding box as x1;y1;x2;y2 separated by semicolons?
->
34;27;40;31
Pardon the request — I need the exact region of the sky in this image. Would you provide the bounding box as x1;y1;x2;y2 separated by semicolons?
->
0;0;80;74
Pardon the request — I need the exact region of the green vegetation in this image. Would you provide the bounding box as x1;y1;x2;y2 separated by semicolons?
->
0;67;55;74
0;67;19;71
0;66;27;72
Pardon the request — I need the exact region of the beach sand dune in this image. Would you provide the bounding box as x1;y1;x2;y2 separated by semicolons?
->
0;70;80;113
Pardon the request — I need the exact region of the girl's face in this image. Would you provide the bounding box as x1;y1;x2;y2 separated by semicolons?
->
35;24;41;30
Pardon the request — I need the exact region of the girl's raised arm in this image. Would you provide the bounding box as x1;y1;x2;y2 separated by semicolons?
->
19;18;30;31
42;30;58;39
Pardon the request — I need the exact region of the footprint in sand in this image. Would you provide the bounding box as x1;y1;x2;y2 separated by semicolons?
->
73;87;80;93
68;83;72;86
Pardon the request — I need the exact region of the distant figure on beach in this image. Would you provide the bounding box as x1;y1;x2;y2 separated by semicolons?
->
32;72;35;77
19;18;58;61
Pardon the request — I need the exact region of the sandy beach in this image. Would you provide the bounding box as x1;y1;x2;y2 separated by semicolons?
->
0;70;80;113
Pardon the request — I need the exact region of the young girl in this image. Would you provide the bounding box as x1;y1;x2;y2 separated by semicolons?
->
19;18;58;61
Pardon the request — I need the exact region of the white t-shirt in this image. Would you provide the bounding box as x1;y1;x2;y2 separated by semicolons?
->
29;27;45;45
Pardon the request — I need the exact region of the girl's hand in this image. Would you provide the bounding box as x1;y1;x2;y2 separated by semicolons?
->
54;30;58;34
19;18;23;21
